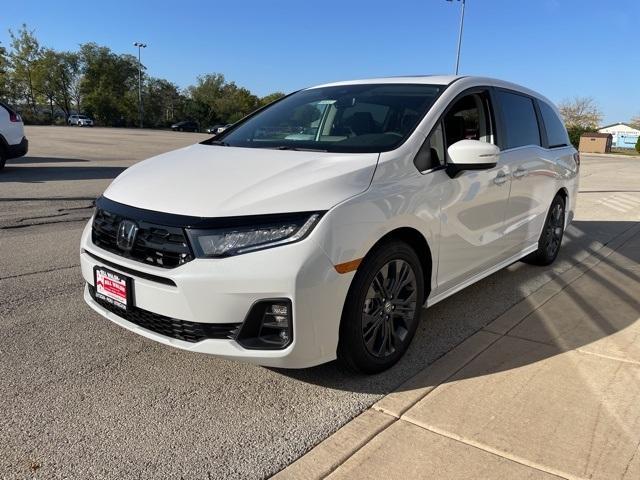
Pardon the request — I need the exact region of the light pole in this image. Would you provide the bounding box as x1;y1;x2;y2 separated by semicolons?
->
133;42;147;128
446;0;466;75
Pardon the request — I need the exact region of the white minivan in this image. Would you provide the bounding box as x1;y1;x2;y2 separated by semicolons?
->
81;76;579;373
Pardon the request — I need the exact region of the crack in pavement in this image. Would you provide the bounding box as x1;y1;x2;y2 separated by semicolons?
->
0;196;97;202
0;264;80;281
1;217;91;230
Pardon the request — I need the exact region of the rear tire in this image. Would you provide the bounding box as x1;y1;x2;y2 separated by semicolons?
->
523;195;566;266
337;241;425;374
0;147;6;171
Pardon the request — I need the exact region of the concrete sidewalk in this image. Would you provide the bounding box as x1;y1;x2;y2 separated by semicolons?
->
275;222;640;480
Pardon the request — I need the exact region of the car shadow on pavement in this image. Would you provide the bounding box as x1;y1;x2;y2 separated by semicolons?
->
273;220;640;395
0;158;125;183
7;156;89;165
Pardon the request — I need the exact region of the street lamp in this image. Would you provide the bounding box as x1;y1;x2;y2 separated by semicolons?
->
446;0;466;75
133;42;147;128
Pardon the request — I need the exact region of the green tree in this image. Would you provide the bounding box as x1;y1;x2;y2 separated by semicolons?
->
566;126;593;150
184;74;262;127
186;73;226;127
55;51;80;121
8;24;42;118
259;92;286;107
0;42;9;100
79;43;138;126
142;77;182;127
33;50;80;123
636;136;640;154
1;24;284;129
215;82;259;123
32;49;57;121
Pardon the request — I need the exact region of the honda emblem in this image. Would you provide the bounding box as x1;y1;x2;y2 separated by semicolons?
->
116;220;139;252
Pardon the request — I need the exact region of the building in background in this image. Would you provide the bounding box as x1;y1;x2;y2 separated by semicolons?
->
598;123;640;149
579;133;612;153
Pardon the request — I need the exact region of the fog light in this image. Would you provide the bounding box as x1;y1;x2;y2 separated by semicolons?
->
236;299;293;350
271;304;288;316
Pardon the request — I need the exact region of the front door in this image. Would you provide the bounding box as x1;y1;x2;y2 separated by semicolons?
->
434;90;512;295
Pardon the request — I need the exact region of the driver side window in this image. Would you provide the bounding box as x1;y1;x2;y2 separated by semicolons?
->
443;92;494;150
414;90;494;173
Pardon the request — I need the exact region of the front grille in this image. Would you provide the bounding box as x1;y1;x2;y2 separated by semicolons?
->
89;285;241;342
92;208;193;269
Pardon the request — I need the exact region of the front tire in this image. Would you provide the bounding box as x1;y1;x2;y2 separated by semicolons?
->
338;241;425;374
523;195;566;266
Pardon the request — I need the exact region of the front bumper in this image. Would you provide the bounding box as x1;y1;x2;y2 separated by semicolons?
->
80;219;353;368
7;136;28;159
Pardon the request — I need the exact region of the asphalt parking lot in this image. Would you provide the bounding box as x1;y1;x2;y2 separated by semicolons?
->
1;126;639;479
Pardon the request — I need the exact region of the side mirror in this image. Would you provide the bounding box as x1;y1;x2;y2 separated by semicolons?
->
446;139;500;178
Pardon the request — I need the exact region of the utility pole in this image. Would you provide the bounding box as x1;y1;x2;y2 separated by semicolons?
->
446;0;466;75
133;42;147;128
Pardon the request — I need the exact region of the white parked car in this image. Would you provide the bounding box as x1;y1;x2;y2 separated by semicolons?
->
80;76;579;373
0;102;28;170
68;114;94;127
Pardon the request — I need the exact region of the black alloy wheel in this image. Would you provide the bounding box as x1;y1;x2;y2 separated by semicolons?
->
362;259;417;358
338;240;425;374
523;195;566;266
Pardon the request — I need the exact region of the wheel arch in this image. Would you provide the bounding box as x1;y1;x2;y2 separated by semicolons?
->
555;186;570;225
556;187;568;204
363;227;433;299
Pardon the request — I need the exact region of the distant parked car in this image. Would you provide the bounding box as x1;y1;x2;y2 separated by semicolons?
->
205;124;232;135
206;124;224;134
171;121;199;132
0;101;28;171
68;114;94;127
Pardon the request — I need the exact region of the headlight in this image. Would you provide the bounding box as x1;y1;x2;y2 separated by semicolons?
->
186;212;323;257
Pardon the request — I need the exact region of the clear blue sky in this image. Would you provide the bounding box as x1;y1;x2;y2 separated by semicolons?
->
2;0;638;124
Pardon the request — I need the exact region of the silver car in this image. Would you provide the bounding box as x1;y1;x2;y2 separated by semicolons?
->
68;114;94;127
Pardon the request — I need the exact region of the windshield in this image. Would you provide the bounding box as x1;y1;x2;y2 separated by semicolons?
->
208;83;443;153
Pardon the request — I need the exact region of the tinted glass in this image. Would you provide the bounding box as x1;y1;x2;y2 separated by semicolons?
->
496;91;540;149
210;84;442;153
443;93;494;148
539;101;570;148
0;102;17;115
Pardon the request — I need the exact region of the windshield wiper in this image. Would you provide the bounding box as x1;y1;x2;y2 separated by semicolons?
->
207;140;230;146
273;145;328;152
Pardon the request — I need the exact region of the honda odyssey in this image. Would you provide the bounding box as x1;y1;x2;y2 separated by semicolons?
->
81;76;579;373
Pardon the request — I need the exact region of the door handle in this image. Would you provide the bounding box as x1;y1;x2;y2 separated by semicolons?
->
494;172;508;185
513;168;527;179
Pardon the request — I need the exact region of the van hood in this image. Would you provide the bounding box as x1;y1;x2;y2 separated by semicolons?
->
103;144;379;217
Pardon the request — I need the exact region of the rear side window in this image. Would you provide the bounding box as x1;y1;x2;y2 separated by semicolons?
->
538;101;570;148
0;102;16;115
495;90;540;149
